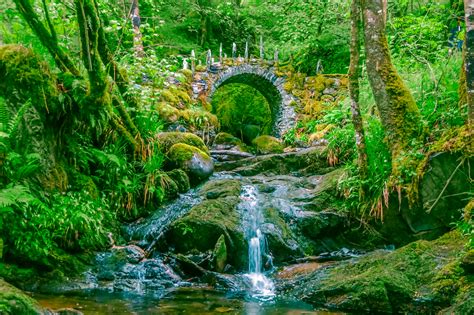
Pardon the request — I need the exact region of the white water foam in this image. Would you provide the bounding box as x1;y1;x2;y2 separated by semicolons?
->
239;185;275;300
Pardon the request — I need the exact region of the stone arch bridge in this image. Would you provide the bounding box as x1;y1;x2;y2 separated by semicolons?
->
190;61;298;137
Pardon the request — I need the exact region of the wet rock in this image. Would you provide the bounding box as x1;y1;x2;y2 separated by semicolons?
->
96;270;115;281
262;208;302;263
213;235;228;273
166;169;190;193
280;231;470;314
416;153;472;231
252;135;284;155
298;211;346;240
199;179;241;199
111;245;145;264
380;153;473;245
167;143;214;184
277;262;334;279
55;308;83;315
164;179;247;270
0;279;45;314
322;87;337;95
215;147;330;176
213;132;244;150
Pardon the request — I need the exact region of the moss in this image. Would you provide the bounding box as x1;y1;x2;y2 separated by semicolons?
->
156;102;180;123
167;169;191;193
179;69;193;83
252;135;284;154
195;64;207;72
167;194;247;268
264;208;292;240
301;231;469;313
0;45;58;113
0;279;43;314
213;234;228;272
304;75;330;94
167;143;209;163
430;125;473;156
199;179;242;199
160;89;180;105
181;108;219;130
156;172;179;201
214;132;243;146
157;132;209;154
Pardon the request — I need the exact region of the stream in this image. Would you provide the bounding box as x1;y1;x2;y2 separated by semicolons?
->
33;149;351;314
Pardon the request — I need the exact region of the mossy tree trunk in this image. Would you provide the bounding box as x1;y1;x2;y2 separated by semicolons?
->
13;0;79;76
361;0;421;159
464;0;474;125
349;0;369;187
74;0;140;149
14;0;141;151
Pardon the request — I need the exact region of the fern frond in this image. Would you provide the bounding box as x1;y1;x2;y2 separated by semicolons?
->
8;98;33;139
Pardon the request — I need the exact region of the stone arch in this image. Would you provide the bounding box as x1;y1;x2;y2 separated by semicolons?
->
207;65;296;137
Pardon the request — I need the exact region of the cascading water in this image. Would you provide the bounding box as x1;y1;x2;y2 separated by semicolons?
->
239;185;275;300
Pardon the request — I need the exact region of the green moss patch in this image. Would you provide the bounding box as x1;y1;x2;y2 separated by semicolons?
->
252;135;284;154
157;132;209;154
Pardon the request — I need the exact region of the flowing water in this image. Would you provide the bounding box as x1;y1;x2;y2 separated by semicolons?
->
34;171;348;314
239;185;275;300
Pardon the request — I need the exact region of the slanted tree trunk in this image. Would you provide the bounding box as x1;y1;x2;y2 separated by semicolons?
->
464;0;474;124
13;0;79;76
349;0;368;186
130;0;144;57
361;0;421;158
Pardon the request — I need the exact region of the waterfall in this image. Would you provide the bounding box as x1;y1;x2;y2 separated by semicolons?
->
239;185;275;300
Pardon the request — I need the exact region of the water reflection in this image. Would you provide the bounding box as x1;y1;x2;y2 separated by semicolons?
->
34;288;344;314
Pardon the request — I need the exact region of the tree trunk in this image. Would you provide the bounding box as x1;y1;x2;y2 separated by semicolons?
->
14;0;79;76
130;0;144;57
361;0;421;158
349;0;368;185
464;0;474;124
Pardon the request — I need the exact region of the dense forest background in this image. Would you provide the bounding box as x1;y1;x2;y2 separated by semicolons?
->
0;0;471;275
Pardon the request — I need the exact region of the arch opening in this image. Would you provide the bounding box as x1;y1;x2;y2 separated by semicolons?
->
208;68;285;140
211;83;273;143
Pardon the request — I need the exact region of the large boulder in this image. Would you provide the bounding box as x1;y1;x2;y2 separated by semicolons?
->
252;135;284;155
167;143;214;184
164;179;247;270
280;231;472;314
0;279;45;314
157;132;209;155
215;147;331;176
166;169;190;193
379;153;473;245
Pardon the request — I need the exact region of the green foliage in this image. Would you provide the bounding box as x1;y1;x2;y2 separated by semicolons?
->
212;83;272;140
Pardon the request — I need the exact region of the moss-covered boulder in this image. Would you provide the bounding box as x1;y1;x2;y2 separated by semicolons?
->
242;124;261;143
167;143;214;183
280;231;472;314
252;135;284;155
379;153;473;245
166;169;190;193
164;179;247;270
157;132;209;155
216;147;330;176
214;132;242;147
262;208;302;263
0;279;44;314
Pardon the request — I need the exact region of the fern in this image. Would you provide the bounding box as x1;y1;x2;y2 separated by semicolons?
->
0;185;34;208
0;96;9;132
8;98;32;139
